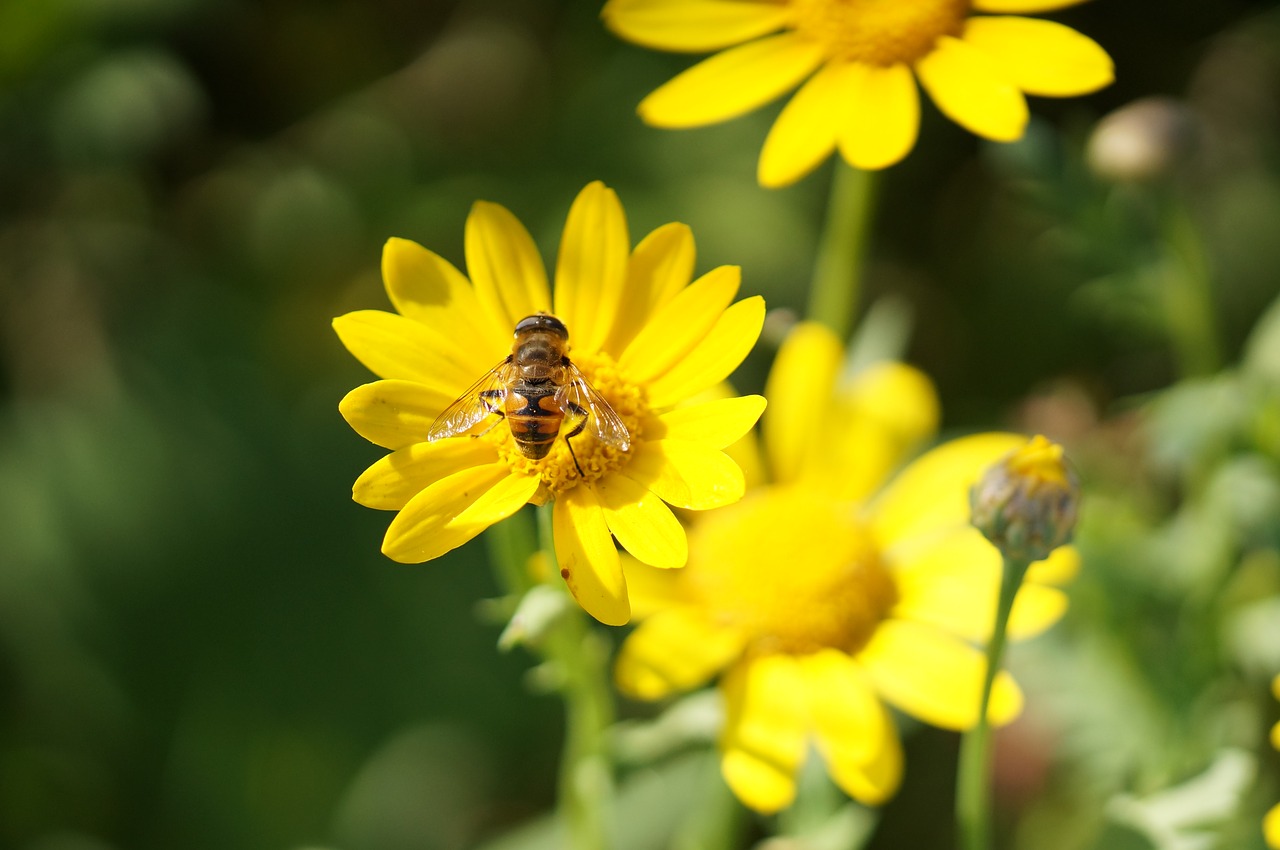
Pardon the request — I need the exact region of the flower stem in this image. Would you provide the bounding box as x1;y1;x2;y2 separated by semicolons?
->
535;504;617;850
956;556;1030;850
807;161;878;340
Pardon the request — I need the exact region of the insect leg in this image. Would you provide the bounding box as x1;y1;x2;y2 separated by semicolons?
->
563;401;588;476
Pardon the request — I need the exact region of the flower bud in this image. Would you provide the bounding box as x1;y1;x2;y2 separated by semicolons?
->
970;435;1080;563
1086;97;1198;184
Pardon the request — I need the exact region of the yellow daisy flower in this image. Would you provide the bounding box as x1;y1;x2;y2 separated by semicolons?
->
333;181;766;626
603;0;1114;186
1267;674;1280;849
615;322;1078;812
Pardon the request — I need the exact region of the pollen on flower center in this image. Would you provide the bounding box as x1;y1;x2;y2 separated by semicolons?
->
789;0;971;65
687;488;898;656
487;349;646;502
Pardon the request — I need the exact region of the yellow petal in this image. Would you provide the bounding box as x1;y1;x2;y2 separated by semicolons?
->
652;394;767;448
604;222;696;357
973;0;1091;12
1025;544;1081;586
554;485;630;625
381;237;508;362
639;33;826;128
893;527;1070;641
595;474;688;569
646;295;765;409
720;655;808;814
603;0;792;53
798;650;884;766
333;310;488;396
622;555;692;619
802;657;902;807
963;17;1113;97
382;464;531;562
837;62;920;171
869;432;1027;554
553;181;630;353
339;380;455;450
764;321;843;485
857;619;1023;730
1267;802;1280;850
916;35;1028;142
464;200;552;332
624;439;745;510
353;437;498;510
757;64;845;188
1272;674;1280;702
619;265;741;382
821;362;940;502
615;608;745;699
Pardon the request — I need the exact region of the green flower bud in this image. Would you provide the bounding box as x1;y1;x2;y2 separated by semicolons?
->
970;435;1080;563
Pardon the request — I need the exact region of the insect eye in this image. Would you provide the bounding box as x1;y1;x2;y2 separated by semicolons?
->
515;313;569;338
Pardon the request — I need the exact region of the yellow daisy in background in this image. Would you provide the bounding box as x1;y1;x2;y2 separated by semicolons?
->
603;0;1114;186
1267;674;1280;849
615;322;1079;812
334;181;766;626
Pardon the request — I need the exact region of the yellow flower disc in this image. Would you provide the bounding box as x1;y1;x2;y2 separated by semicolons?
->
790;0;970;65
686;487;898;655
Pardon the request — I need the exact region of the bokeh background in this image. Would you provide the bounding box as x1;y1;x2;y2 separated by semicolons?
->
3;1;1280;848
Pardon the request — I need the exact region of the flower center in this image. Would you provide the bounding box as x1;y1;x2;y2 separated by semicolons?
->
687;487;898;656
486;349;646;503
789;0;970;65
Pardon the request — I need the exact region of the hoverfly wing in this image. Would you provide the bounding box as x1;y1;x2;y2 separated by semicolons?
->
427;359;513;442
560;366;631;452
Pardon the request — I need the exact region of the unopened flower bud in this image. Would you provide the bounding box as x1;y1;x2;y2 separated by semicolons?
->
970;435;1080;563
1086;96;1197;183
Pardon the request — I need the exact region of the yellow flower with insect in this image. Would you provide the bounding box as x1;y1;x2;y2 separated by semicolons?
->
334;181;766;626
615;322;1078;812
603;0;1114;186
1268;674;1280;849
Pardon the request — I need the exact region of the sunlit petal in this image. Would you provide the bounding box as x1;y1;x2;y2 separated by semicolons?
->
339;380;456;450
333;310;487;396
554;485;630;625
595;474;688;569
464;200;552;332
382;464;532;562
624;439;745;510
764;321;843;484
639;33;826;128
757;64;846;188
353;437;498;510
721;656;808;814
381;237;508;363
916;35;1028;142
553;181;630;352
836;62;920;171
646;296;766;408
615;608;746;699
857;619;1024;730
652;395;767;448
963;17;1113;97
604;222;696;357
603;0;792;53
973;0;1091;12
619;265;741;382
869;432;1027;554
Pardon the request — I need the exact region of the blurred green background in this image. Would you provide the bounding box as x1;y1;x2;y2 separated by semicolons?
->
2;1;1280;849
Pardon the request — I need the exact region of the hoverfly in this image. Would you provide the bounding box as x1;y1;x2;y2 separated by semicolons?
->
427;313;630;475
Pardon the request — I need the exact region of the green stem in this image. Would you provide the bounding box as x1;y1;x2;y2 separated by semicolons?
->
807;161;878;339
956;556;1030;850
1159;202;1221;378
535;505;617;850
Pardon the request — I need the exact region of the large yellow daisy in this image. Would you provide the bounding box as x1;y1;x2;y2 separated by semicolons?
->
614;322;1078;811
333;181;766;626
603;0;1114;186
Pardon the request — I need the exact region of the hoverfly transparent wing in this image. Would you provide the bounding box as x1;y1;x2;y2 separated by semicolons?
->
427;358;514;442
559;364;631;452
